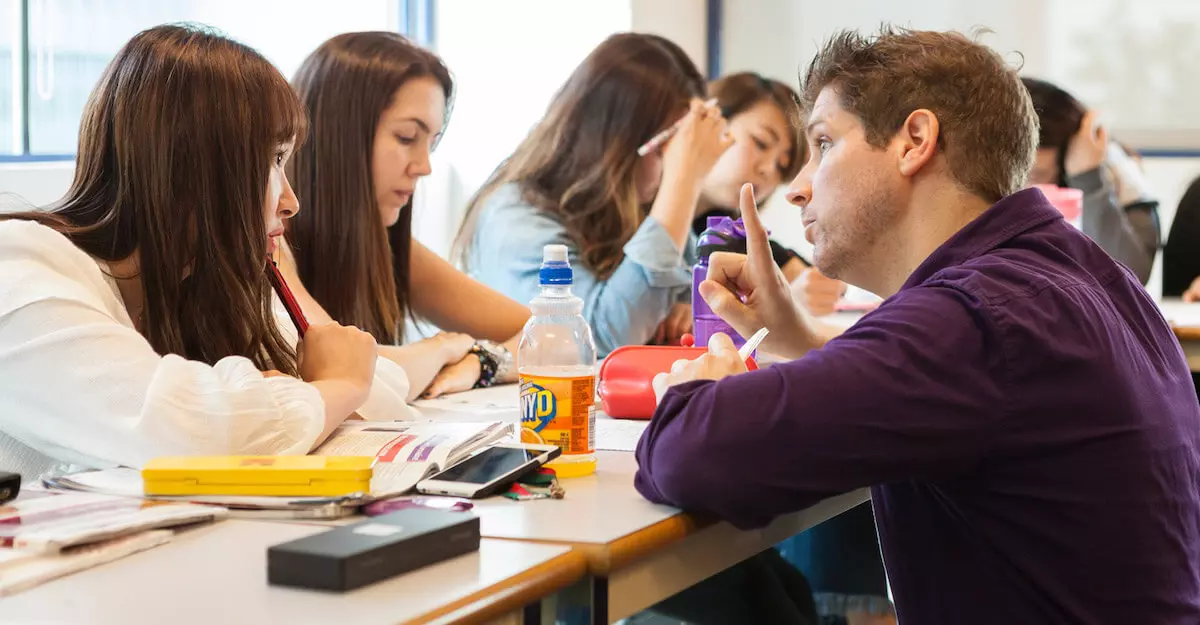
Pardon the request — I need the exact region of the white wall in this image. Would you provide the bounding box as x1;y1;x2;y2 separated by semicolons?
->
631;0;707;70
720;0;1046;86
0;162;71;209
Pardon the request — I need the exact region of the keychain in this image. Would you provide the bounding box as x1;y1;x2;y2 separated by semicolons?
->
503;467;566;501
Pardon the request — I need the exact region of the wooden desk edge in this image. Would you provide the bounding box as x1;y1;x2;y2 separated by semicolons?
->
419;550;589;625
1172;324;1200;341
491;513;706;576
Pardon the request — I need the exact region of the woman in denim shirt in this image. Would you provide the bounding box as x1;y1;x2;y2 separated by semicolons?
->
455;33;731;357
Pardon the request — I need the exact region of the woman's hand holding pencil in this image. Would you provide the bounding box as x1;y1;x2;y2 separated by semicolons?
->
637;97;726;156
656;97;733;194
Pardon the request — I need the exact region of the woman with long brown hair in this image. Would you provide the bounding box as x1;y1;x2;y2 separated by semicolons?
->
0;25;406;480
282;31;530;399
455;33;731;357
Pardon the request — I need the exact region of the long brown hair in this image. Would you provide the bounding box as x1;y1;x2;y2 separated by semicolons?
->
287;32;453;344
455;33;705;279
709;72;806;180
3;24;305;374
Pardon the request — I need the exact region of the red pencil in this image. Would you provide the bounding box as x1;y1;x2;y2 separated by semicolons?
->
267;260;309;338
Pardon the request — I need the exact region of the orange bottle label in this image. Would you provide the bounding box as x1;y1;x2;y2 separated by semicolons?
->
519;374;595;455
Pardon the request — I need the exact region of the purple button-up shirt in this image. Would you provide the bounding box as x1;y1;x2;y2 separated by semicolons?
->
636;189;1200;624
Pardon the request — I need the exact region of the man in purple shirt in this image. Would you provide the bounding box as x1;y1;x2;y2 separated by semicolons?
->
636;27;1200;624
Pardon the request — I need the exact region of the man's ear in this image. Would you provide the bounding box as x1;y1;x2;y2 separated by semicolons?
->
895;109;940;178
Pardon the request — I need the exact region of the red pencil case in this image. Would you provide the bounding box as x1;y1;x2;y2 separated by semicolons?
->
597;343;758;420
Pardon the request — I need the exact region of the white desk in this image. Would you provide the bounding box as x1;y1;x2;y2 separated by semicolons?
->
0;520;586;625
412;384;870;623
470;451;868;622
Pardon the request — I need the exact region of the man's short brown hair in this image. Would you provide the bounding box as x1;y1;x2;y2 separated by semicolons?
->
800;26;1038;203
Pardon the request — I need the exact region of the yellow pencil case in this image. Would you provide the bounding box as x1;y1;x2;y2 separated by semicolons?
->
142;456;375;497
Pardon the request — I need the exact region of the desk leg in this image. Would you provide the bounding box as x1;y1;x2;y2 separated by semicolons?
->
552;576;602;625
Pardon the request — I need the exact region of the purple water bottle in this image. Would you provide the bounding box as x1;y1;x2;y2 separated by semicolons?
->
693;215;751;353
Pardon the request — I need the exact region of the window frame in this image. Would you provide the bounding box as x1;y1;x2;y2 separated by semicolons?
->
0;0;433;163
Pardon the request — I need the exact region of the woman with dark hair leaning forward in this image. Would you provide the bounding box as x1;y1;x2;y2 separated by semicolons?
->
0;25;408;481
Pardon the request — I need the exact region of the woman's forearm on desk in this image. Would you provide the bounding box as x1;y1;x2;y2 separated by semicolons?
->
380;339;462;402
308;379;370;446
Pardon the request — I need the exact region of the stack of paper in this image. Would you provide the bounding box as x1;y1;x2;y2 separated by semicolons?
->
0;491;224;596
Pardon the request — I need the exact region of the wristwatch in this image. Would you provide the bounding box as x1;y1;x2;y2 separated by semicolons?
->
470;340;513;388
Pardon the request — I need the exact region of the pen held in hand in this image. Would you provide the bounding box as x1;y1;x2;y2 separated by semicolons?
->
267;259;309;338
738;327;769;362
636;97;720;157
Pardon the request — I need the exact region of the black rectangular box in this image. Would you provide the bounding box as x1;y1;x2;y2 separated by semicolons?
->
267;508;480;592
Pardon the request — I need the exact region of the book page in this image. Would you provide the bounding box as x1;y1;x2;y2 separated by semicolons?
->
312;421;512;496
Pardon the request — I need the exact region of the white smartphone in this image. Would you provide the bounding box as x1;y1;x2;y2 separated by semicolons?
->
416;443;562;499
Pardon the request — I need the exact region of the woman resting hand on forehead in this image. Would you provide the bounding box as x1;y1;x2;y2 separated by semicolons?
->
456;33;732;356
0;25;410;482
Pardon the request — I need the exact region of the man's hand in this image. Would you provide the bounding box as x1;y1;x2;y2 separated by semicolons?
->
699;183;814;358
652;333;748;404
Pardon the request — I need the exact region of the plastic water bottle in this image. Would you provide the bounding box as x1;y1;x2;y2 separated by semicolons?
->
693;215;750;353
518;244;597;478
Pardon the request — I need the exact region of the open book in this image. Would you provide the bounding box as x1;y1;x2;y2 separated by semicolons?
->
45;421;513;517
312;420;513;495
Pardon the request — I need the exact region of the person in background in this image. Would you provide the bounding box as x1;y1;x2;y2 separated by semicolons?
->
698;71;846;319
639;27;1200;624
283;32;530;400
455;33;731;357
0;25;409;481
1161;174;1200;400
1022;77;1159;284
1163;175;1200;300
696;72;807;280
702;72;890;624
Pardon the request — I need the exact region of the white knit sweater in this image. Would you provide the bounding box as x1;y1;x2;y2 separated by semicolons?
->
0;220;412;481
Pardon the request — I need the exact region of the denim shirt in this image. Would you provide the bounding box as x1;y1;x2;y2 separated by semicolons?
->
466;183;696;357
